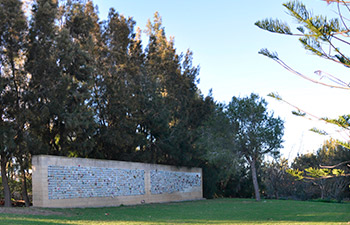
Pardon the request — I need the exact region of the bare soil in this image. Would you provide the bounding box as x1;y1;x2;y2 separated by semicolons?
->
0;206;68;216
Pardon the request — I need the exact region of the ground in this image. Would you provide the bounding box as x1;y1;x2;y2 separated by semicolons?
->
0;206;66;216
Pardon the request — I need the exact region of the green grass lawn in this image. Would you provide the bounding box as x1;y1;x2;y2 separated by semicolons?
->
0;198;349;224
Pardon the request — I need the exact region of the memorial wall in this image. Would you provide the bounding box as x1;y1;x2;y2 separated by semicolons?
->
32;155;203;208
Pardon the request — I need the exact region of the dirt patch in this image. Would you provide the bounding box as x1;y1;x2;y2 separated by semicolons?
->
0;207;69;216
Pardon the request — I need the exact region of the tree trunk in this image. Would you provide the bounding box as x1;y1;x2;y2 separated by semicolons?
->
250;158;261;201
21;168;30;207
1;155;12;207
274;190;279;200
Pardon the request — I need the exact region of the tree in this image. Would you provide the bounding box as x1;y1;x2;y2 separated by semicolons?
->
289;139;350;201
196;102;242;197
196;103;249;195
0;0;215;204
26;0;61;155
255;0;350;180
138;12;211;166
226;93;284;201
0;0;28;207
54;0;98;157
94;8;144;161
262;158;295;199
27;0;97;157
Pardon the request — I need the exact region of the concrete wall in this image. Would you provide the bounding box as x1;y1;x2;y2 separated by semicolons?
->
32;155;203;208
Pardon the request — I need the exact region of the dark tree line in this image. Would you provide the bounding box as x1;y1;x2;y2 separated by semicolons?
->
0;0;214;207
0;0;287;207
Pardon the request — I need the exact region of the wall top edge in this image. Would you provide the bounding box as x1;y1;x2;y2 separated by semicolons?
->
32;155;202;172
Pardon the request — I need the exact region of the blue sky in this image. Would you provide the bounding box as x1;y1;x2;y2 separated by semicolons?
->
93;0;350;160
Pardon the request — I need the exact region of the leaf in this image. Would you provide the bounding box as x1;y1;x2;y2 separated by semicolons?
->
305;167;331;178
283;1;310;22
287;168;304;180
267;92;282;101
335;55;350;68
310;128;328;135
299;37;324;57
322;115;350;129
336;140;350;150
332;169;345;176
292;110;306;117
255;18;293;35
258;49;279;59
297;26;305;33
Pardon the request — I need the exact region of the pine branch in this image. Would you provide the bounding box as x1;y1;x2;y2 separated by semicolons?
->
322;115;350;131
314;70;350;87
303;173;350;180
288;167;350;181
268;92;350;145
320;160;350;168
267;92;322;120
260;51;350;90
310;128;328;135
254;19;293;35
323;0;350;4
337;2;350;31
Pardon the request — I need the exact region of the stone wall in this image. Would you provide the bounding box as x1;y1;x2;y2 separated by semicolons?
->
32;155;203;208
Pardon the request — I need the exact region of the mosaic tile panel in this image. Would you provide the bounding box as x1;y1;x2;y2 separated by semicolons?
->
150;170;201;194
48;165;145;199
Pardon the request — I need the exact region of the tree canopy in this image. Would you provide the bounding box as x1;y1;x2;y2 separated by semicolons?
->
0;0;216;207
226;93;284;201
198;94;284;201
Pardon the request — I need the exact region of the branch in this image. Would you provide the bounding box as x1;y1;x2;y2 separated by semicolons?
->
337;2;350;31
304;173;350;180
325;36;350;66
340;0;350;13
323;0;350;4
320;160;350;168
267;92;320;120
259;49;350;90
314;70;350;87
254;19;293;35
268;93;350;143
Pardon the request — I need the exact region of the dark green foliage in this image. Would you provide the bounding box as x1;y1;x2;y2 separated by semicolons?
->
196;102;245;198
198;94;284;200
254;19;293;35
87;10;213;167
0;0;218;204
0;0;28;207
226;93;284;201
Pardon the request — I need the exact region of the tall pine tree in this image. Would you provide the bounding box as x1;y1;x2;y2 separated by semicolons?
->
0;0;28;207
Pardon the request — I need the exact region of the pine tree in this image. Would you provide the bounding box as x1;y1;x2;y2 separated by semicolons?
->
94;9;142;160
27;0;97;157
55;0;97;157
0;0;28;207
26;0;61;155
255;0;350;181
144;12;211;166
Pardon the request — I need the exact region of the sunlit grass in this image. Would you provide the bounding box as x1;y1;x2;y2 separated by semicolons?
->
0;198;349;224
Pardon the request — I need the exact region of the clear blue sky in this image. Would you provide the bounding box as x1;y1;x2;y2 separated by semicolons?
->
93;0;350;160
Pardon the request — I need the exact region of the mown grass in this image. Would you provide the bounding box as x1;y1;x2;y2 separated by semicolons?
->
0;198;349;224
